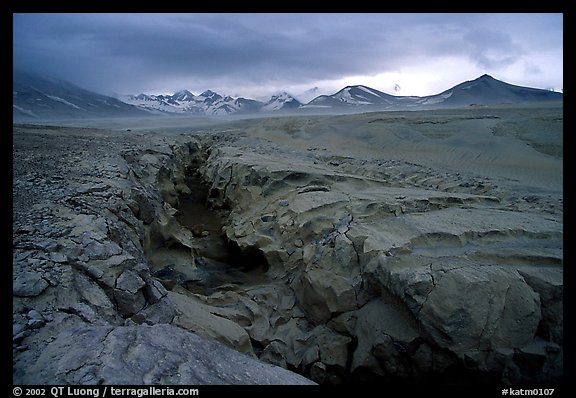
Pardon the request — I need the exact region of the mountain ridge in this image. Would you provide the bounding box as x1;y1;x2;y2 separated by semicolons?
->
13;70;150;121
122;74;561;115
13;72;562;121
305;75;562;110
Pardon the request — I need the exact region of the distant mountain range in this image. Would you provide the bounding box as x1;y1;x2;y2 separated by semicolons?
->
120;89;265;116
118;90;301;116
13;71;562;121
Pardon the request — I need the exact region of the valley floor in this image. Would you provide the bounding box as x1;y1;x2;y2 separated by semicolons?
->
13;103;563;387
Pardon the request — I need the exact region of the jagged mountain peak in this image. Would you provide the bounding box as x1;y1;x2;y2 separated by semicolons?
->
478;73;494;80
200;90;221;98
171;89;195;101
269;91;296;100
173;89;193;95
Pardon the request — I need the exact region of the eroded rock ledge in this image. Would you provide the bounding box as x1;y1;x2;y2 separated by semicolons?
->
13;124;562;385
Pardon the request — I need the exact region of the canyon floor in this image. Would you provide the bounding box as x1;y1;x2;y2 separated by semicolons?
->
12;102;563;386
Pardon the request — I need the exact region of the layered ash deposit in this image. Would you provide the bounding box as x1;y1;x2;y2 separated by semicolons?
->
13;105;563;385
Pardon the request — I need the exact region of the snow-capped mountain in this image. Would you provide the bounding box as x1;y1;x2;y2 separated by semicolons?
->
261;92;302;112
171;89;195;102
119;90;265;116
14;72;563;121
119;75;563;116
13;70;150;121
307;85;398;108
120;93;181;114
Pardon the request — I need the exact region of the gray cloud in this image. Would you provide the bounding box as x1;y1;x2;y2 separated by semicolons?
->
13;13;563;97
463;28;524;69
524;62;543;75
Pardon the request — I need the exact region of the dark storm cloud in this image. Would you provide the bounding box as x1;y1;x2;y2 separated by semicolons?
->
14;14;401;84
13;13;563;96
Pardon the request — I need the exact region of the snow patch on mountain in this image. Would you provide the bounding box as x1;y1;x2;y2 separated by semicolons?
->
334;88;372;105
13;104;38;118
357;85;382;97
416;91;454;105
46;95;85;110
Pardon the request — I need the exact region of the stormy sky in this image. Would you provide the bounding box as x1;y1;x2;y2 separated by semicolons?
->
13;13;563;101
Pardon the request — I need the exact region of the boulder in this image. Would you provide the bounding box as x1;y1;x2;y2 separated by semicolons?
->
83;241;123;260
115;270;146;294
419;265;541;354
